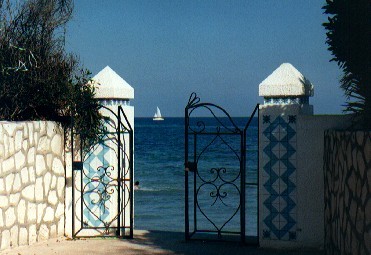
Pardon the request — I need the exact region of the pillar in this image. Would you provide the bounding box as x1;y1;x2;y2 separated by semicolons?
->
258;63;315;248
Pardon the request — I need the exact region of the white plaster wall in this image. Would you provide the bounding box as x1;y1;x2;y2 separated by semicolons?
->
0;121;65;251
258;104;351;249
295;115;350;249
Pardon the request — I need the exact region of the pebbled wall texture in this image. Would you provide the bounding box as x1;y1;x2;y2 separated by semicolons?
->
324;130;371;255
0;121;65;250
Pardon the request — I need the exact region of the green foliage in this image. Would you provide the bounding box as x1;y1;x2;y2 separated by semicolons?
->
68;69;102;147
323;0;371;129
0;0;102;139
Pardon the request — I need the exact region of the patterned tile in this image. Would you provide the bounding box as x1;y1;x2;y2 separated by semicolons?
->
263;115;271;124
82;117;117;228
263;229;271;239
262;115;297;241
289;231;297;240
83;139;111;227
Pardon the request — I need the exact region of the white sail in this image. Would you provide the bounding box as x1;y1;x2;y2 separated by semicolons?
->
153;106;164;121
156;107;162;117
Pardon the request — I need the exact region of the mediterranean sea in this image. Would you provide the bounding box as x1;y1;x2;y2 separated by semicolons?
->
134;117;258;237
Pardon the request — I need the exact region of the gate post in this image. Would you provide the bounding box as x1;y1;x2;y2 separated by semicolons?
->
258;63;314;248
92;66;134;237
67;66;134;238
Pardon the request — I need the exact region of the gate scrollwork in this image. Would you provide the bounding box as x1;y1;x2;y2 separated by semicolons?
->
72;105;134;238
185;93;246;242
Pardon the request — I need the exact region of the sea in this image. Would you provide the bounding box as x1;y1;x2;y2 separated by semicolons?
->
134;117;258;237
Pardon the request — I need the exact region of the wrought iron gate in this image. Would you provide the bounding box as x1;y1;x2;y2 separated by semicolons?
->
185;93;259;243
71;105;133;238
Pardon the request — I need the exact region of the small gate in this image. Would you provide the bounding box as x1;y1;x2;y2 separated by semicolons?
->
185;93;258;243
71;105;133;238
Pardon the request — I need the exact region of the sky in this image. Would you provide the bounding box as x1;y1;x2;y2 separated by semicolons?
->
66;0;345;117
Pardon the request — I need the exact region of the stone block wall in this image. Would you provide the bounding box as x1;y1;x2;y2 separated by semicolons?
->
324;131;371;255
0;121;65;250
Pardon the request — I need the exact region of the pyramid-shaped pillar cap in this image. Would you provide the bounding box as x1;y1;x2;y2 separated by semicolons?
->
259;63;314;97
92;66;134;100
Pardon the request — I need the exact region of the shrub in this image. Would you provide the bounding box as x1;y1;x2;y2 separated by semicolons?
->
323;0;371;129
0;0;102;139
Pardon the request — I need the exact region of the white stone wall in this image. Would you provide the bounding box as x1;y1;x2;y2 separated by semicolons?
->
324;131;371;255
0;121;65;250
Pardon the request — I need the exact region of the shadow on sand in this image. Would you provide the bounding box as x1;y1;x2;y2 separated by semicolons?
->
1;230;325;255
119;230;324;255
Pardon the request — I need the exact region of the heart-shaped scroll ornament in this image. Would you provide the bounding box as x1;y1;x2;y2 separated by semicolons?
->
82;166;119;229
196;168;241;235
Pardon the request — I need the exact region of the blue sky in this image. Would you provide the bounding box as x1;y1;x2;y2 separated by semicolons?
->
66;0;344;117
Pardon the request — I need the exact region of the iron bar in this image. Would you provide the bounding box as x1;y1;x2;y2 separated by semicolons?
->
185;107;190;240
241;131;246;244
129;128;134;239
193;133;197;233
244;104;259;132
257;106;260;243
71;116;75;238
122;132;126;236
117;106;121;236
80;135;83;232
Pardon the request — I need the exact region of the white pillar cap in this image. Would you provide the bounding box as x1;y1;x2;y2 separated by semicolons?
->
259;63;314;97
92;66;134;100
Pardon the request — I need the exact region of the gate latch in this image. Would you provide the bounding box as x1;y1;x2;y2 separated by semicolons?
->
72;161;83;171
185;161;197;172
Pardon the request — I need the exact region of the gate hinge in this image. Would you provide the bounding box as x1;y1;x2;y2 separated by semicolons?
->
185;161;197;172
72;161;83;170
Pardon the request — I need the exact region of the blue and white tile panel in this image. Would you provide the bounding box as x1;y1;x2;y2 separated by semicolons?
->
83;141;111;227
261;115;297;241
263;97;309;105
101;99;130;106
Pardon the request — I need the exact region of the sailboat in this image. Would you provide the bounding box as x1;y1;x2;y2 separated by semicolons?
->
153;106;164;121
